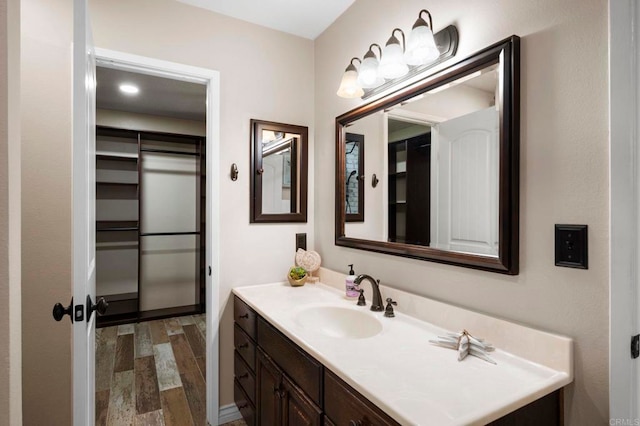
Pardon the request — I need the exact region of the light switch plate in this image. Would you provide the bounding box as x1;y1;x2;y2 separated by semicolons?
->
555;224;588;269
296;233;307;251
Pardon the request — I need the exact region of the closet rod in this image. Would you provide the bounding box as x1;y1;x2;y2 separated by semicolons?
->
140;148;199;156
140;231;200;237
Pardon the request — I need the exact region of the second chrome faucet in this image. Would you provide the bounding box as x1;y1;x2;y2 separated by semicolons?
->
353;274;384;311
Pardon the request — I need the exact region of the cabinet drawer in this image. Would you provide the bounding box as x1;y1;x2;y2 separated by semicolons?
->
324;370;400;426
234;378;255;426
234;296;257;340
234;350;256;405
234;323;256;371
257;317;323;406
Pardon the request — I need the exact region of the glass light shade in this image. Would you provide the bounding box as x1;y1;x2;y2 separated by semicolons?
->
336;67;364;98
357;55;384;88
378;42;409;80
404;24;439;66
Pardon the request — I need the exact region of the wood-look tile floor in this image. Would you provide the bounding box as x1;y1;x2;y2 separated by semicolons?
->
96;314;208;426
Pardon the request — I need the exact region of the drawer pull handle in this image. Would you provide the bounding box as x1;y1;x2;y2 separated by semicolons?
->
238;343;249;349
349;421;363;426
238;373;249;379
239;313;249;319
238;403;248;409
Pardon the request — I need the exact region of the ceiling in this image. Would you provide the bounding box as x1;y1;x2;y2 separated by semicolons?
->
96;67;206;121
175;0;355;39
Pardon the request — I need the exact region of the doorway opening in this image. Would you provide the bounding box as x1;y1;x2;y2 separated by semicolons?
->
92;49;220;424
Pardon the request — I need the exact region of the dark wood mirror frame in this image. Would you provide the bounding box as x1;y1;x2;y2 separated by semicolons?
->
335;36;520;274
345;132;364;222
251;119;308;223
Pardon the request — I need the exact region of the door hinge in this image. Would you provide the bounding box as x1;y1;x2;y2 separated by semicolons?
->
632;334;639;359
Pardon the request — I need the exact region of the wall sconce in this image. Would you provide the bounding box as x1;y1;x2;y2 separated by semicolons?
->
379;29;408;79
357;44;384;88
336;58;364;99
336;9;458;100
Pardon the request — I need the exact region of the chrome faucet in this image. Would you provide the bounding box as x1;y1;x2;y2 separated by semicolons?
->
354;274;384;311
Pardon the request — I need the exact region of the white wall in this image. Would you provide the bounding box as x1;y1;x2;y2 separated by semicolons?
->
315;0;608;424
0;0;21;423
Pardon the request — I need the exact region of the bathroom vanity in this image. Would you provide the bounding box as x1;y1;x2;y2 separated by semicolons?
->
232;278;572;425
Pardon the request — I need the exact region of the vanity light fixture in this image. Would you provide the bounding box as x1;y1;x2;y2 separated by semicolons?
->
378;28;409;80
357;44;384;88
336;57;364;99
404;10;439;66
336;9;458;100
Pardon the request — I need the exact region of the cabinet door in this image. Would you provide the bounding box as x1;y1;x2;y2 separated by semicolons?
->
324;370;400;426
257;348;283;425
282;375;322;426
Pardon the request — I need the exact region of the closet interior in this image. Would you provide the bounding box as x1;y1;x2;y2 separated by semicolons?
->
95;67;207;328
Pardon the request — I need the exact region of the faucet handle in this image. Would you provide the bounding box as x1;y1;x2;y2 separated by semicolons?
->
357;289;366;306
384;298;397;318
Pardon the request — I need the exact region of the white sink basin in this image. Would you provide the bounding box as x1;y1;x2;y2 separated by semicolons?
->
295;306;383;339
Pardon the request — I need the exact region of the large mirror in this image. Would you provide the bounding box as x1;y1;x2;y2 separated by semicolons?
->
251;119;308;223
336;36;519;274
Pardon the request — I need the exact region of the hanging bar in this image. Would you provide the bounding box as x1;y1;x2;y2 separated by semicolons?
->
140;231;200;237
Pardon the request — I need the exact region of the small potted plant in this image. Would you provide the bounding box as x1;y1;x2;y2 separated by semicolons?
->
288;266;307;287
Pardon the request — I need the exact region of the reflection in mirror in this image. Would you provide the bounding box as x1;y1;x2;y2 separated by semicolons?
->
336;36;519;274
345;133;364;222
251;120;308;223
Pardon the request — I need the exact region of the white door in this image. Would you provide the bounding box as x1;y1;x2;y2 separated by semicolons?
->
431;107;499;255
72;0;97;424
610;0;640;420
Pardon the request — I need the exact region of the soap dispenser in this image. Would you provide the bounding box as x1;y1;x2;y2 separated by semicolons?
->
345;264;359;298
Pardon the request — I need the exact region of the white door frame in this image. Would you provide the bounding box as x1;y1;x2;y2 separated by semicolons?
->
93;48;221;424
72;0;97;423
609;0;639;420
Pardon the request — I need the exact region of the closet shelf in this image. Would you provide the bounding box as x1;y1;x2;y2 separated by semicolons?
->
97;221;139;232
96;151;139;161
140;148;199;156
96;181;139;186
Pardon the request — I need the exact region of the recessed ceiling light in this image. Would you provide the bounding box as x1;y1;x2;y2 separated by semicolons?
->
119;84;139;95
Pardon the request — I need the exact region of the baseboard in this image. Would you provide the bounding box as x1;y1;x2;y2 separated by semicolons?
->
218;403;242;424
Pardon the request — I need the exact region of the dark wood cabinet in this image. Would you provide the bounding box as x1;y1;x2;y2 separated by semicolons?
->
234;297;258;425
388;133;431;245
256;349;282;425
282;375;322;426
234;295;562;426
256;349;322;426
324;370;399;426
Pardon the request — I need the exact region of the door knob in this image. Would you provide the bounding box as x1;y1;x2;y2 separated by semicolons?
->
86;295;109;319
53;297;74;323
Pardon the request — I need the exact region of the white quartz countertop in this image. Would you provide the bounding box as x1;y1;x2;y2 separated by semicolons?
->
233;282;573;425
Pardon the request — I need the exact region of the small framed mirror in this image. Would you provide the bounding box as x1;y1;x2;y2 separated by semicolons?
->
250;119;308;223
345;132;364;222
